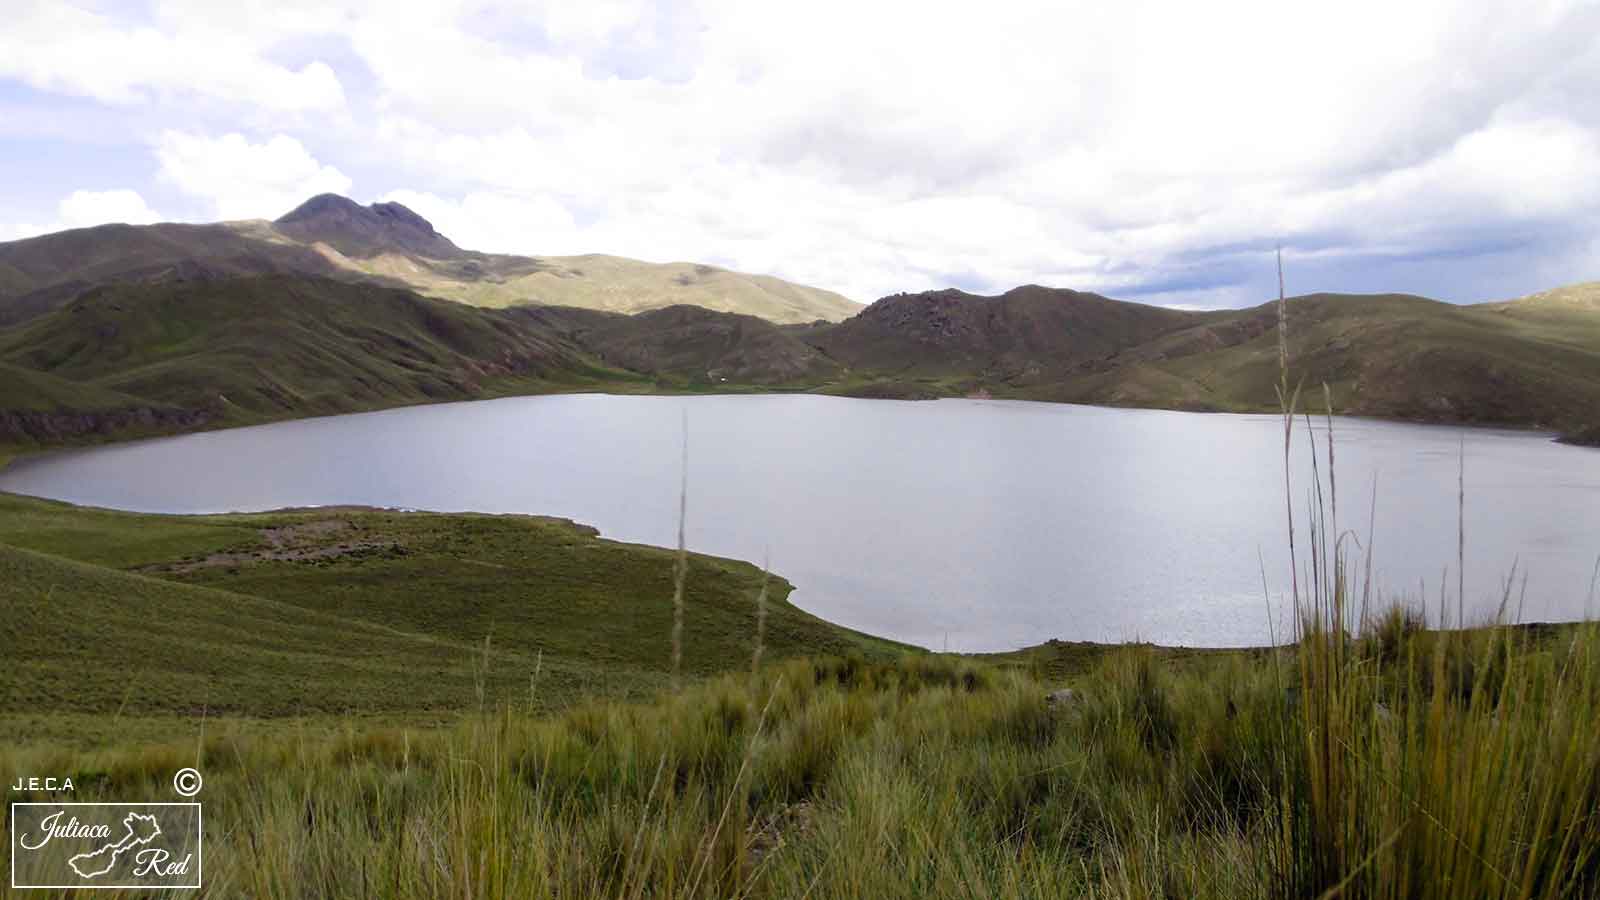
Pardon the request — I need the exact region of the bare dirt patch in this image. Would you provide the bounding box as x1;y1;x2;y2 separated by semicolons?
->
747;800;815;869
142;519;403;573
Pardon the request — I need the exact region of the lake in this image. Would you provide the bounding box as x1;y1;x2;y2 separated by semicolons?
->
3;394;1597;650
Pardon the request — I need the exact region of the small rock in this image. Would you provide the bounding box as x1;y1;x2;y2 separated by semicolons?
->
1046;688;1078;706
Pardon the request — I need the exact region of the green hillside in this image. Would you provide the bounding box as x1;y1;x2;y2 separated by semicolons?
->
0;221;346;327
3;275;597;406
0;493;903;747
1003;292;1600;430
4;275;1599;453
796;287;1600;439
0;360;154;412
808;284;1201;376
521;304;841;384
0;274;641;446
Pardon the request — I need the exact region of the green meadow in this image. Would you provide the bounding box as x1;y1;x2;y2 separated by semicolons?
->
0;493;903;748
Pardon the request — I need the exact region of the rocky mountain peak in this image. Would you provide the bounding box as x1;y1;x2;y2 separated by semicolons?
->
274;194;466;260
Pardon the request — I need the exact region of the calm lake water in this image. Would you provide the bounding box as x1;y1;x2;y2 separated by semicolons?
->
3;394;1597;650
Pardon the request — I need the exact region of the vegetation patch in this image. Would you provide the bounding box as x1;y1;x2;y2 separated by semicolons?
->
0;493;905;746
3;630;1595;898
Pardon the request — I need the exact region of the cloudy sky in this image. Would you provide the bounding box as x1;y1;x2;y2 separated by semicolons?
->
2;0;1597;308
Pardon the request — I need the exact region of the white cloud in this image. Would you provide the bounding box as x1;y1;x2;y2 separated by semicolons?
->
0;189;163;241
0;222;58;242
378;190;578;255
5;0;1599;304
156;131;353;221
58;189;163;227
325;0;1600;302
0;1;346;113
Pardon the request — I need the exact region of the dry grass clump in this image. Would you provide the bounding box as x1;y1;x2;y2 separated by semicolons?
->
6;623;1594;898
1269;260;1600;900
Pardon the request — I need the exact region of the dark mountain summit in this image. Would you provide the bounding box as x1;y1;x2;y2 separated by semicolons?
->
274;194;467;260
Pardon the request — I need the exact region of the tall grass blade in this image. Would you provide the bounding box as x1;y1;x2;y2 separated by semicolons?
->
672;409;689;691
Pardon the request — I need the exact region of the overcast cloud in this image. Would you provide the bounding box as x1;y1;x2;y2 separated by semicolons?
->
2;0;1597;307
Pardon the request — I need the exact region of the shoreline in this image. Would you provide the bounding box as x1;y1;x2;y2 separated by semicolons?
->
3;395;1592;654
0;489;918;654
2;487;1593;658
2;383;1586;468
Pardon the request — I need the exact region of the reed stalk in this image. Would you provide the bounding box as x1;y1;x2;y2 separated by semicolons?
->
672;411;689;691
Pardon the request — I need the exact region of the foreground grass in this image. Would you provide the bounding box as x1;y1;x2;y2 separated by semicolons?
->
4;628;1596;899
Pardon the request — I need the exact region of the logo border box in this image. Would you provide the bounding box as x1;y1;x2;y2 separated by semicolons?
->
11;802;203;890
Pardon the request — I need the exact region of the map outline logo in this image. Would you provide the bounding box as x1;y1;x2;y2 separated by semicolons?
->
10;802;202;890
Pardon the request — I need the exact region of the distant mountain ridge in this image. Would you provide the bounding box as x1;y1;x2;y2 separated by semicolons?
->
1;256;1596;450
0;195;862;325
793;285;1600;427
533;281;1599;437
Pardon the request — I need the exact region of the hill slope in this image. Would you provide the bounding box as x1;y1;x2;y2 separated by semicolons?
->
0;221;345;327
0;273;632;444
807;285;1203;375
0;194;862;326
3;276;1597;449
783;286;1600;435
521;304;842;384
0;492;902;744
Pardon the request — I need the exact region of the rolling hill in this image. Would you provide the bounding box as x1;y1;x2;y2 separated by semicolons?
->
1;273;1596;450
0;492;901;745
520;303;841;384
0;221;344;328
806;284;1204;376
0;273;637;444
0;194;862;327
790;286;1600;436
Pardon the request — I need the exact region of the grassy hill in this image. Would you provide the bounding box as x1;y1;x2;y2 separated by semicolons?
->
3;275;1598;452
790;286;1600;438
515;283;1600;439
1000;291;1600;429
808;284;1201;375
0;195;863;326
341;249;865;323
521;303;841;384
0;274;643;445
0;360;156;412
0;492;903;746
0;221;346;327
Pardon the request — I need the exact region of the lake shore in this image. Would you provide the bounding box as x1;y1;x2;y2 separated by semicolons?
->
5;393;1597;651
4;378;1592;466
